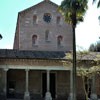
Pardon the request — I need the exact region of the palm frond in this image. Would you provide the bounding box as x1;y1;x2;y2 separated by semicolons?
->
59;0;88;25
92;0;100;8
97;0;100;7
93;0;97;2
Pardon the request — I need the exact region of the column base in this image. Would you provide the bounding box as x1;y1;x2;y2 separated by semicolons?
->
24;91;30;100
90;93;98;100
68;93;73;100
45;92;52;100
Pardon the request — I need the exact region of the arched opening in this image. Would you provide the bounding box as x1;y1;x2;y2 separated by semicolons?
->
32;35;37;45
45;30;49;41
57;16;61;24
57;35;63;47
33;15;37;24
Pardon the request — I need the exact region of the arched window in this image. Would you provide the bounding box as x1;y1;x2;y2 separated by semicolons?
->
57;35;63;46
45;30;49;41
33;15;37;24
32;35;37;45
57;16;61;24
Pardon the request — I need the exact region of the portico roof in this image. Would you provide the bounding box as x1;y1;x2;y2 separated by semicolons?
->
0;49;66;60
0;49;100;61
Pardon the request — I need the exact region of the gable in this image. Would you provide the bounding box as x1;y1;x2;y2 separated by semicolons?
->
19;0;59;16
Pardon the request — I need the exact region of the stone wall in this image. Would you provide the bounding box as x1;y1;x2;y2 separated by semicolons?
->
29;70;41;95
56;71;70;99
96;75;100;96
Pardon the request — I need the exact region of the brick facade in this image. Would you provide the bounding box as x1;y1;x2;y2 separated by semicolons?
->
13;0;73;51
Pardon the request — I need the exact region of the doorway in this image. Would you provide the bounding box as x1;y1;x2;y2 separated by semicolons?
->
7;70;16;98
42;73;56;98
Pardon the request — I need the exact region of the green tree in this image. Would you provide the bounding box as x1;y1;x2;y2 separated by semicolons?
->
89;43;96;52
77;66;100;100
89;41;100;52
63;51;100;100
59;0;88;100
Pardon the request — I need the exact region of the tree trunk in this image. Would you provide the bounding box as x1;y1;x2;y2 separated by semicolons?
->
82;76;88;100
72;24;77;100
71;1;77;100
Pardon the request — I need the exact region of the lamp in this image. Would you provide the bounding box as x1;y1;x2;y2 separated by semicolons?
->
0;34;2;40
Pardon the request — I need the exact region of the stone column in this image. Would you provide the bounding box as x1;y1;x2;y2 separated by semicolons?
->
24;69;30;100
45;70;52;100
90;75;97;100
68;70;73;100
3;68;9;99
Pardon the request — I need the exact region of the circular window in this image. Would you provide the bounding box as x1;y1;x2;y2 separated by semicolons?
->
43;13;51;23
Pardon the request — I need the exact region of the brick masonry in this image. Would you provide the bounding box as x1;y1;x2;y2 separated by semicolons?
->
13;1;73;51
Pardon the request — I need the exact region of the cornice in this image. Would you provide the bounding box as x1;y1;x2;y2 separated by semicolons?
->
0;58;63;66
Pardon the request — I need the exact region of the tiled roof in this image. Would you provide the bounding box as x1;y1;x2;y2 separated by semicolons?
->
0;49;100;61
0;49;66;59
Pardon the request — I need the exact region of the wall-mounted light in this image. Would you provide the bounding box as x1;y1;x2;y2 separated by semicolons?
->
0;34;2;40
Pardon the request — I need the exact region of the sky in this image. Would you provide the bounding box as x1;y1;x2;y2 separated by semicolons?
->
0;0;100;50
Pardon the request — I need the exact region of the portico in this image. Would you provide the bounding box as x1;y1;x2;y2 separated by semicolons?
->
0;54;72;100
0;50;99;100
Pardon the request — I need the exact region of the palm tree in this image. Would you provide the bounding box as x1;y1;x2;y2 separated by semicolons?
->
93;0;100;8
59;0;88;100
93;0;100;21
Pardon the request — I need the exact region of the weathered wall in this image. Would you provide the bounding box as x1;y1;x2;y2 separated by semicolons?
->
56;71;70;98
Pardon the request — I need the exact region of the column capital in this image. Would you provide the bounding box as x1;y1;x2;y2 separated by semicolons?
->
25;69;30;72
47;70;50;72
3;68;9;72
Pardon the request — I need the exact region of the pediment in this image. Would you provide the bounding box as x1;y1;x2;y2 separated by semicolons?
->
19;0;59;15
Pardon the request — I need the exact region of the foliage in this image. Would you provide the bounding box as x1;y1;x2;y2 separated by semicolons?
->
77;66;100;100
93;0;100;8
63;51;100;99
59;0;88;25
93;0;100;21
89;43;96;52
89;41;100;52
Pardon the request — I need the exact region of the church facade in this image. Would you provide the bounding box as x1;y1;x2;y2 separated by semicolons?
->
0;0;100;100
13;0;73;51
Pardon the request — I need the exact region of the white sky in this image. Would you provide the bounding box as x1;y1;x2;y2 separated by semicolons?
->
0;0;100;50
76;0;100;50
